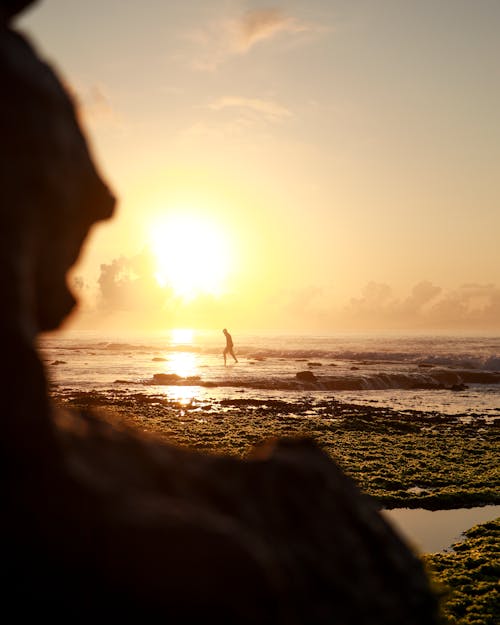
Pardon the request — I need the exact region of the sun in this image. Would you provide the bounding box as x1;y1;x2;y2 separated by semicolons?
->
149;213;231;299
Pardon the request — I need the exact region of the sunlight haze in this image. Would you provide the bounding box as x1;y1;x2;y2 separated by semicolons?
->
18;0;500;332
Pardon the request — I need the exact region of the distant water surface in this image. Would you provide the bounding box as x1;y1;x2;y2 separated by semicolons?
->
39;330;500;417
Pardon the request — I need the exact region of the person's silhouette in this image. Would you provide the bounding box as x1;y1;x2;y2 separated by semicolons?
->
222;328;238;365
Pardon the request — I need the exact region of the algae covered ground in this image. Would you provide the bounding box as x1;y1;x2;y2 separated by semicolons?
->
51;389;499;625
424;519;499;625
52;390;499;510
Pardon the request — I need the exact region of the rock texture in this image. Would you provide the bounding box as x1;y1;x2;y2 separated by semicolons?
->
296;370;318;383
0;3;438;623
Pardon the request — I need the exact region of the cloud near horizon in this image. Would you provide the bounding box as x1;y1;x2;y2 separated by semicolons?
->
338;281;500;330
71;254;500;331
96;250;166;313
71;250;232;330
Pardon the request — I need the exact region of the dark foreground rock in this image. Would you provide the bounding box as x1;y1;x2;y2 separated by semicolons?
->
1;3;438;623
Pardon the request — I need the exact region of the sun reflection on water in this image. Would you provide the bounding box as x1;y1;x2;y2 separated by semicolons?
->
167;351;197;378
168;385;201;406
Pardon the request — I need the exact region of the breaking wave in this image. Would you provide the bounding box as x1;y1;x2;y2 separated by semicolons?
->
144;368;500;392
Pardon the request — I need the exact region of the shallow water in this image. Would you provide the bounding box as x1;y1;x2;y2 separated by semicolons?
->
44;330;499;551
39;330;500;417
382;505;500;553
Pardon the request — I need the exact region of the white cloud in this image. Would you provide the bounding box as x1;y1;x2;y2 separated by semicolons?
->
209;96;292;122
235;8;309;53
185;8;318;71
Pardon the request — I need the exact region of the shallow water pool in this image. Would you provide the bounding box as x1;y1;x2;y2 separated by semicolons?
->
382;504;500;553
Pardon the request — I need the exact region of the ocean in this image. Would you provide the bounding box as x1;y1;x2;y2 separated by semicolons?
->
39;330;500;419
40;328;500;551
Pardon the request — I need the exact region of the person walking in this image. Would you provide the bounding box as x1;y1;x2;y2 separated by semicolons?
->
222;328;238;365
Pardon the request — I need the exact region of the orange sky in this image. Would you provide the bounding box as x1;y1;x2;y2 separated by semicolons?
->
18;1;500;332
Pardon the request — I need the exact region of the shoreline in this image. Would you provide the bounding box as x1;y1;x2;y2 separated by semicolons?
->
50;388;499;511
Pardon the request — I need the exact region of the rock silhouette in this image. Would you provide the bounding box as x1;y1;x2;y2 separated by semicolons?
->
296;370;318;383
0;3;438;623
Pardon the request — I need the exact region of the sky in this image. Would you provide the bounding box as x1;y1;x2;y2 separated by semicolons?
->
17;0;500;333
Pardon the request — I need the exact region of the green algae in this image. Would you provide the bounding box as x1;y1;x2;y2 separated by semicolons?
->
52;390;498;624
52;390;498;510
423;519;499;625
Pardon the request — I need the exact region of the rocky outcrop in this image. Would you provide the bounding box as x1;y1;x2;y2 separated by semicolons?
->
296;370;318;383
0;3;438;623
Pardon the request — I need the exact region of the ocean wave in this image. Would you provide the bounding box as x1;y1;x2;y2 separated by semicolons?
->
143;368;500;392
484;356;500;371
215;348;500;371
40;338;500;371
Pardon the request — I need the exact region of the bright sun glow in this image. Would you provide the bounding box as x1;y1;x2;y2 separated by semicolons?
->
168;352;197;378
150;213;231;300
170;328;194;345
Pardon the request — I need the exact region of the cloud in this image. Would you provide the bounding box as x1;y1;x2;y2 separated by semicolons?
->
275;281;500;331
97;250;168;313
71;262;500;332
339;281;500;330
424;283;500;327
209;96;292;122
344;281;443;319
71;83;120;127
186;8;317;71
69;250;231;330
181;96;292;143
236;9;309;53
402;281;442;312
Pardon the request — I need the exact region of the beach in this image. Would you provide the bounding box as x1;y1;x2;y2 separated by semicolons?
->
44;329;499;511
45;330;499;623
